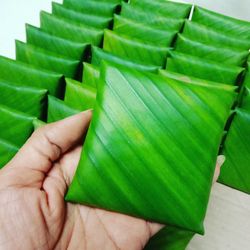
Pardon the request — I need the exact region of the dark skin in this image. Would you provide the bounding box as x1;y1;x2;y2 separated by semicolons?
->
0;111;224;250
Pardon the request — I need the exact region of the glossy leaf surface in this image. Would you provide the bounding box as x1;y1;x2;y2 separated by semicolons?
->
40;11;103;46
0;105;34;147
113;15;176;47
0;79;47;119
182;21;250;51
130;0;192;19
64;78;96;110
0;139;18;169
82;62;100;88
63;0;119;17
166;52;244;85
192;6;250;40
244;68;250;88
240;87;250;111
175;34;249;66
47;95;80;123
103;30;170;66
52;2;112;29
16;40;81;79
120;2;184;31
158;70;237;91
26;24;89;61
219;109;250;194
91;46;160;73
0;56;64;97
66;64;235;234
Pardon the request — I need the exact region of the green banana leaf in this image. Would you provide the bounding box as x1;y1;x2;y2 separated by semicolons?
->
33;118;46;130
0;79;47;119
130;0;192;19
103;30;170;67
113;15;177;47
144;226;194;250
120;2;184;31
63;0;119;17
91;46;160;73
192;6;250;40
66;63;235;234
52;2;112;29
0;138;19;169
219;108;250;194
0;55;64;98
40;11;103;46
101;0;123;2
158;70;238;91
16;40;81;79
84;0;122;3
182;20;250;51
166;51;244;85
240;87;250;110
0;105;35;147
64;78;96;110
175;34;249;66
47;95;80;123
244;67;250;88
26;24;89;61
82;62;100;88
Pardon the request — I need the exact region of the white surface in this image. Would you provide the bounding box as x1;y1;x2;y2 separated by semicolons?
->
0;0;62;59
0;0;249;59
187;183;250;250
176;0;250;22
0;1;250;249
0;0;250;59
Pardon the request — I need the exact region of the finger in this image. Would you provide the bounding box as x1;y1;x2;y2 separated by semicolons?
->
8;110;92;172
1;110;92;188
213;155;226;183
43;145;82;196
40;146;82;216
59;146;82;187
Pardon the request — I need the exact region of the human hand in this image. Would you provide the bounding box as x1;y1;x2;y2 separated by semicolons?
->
0;111;165;250
0;111;224;250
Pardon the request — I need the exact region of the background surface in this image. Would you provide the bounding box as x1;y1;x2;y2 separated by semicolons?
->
177;0;250;21
0;1;249;249
0;0;62;59
0;0;250;59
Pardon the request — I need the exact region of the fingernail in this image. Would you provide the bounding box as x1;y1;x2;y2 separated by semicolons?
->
217;155;226;167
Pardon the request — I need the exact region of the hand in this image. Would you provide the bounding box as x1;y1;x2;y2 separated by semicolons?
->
0;111;164;250
0;111;224;250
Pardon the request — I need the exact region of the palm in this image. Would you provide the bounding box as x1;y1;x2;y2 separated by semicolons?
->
45;147;160;250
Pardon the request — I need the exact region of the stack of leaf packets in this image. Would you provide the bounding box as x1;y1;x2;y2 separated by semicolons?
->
177;6;250;196
219;71;250;194
0;0;250;249
0;0;119;168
